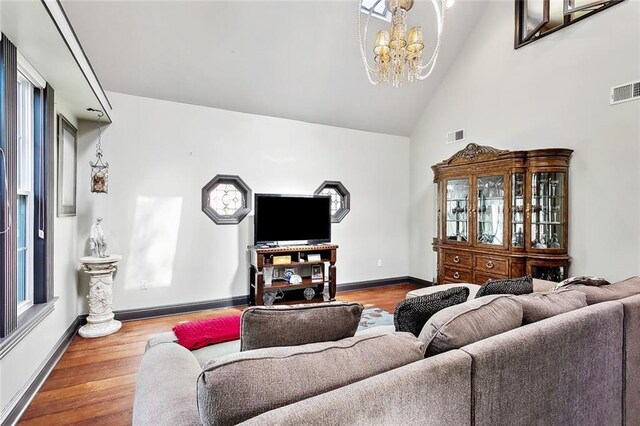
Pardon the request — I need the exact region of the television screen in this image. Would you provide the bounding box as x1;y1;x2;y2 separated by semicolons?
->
254;194;331;246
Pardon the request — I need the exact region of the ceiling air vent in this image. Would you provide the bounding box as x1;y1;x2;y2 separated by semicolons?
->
610;81;640;105
446;129;465;144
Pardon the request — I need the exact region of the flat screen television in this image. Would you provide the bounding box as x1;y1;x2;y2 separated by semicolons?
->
254;194;331;246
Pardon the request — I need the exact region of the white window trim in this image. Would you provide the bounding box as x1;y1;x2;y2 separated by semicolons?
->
16;72;36;316
17;52;46;89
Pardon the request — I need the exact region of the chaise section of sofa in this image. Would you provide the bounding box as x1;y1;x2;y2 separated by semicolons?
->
618;294;640;425
462;301;625;426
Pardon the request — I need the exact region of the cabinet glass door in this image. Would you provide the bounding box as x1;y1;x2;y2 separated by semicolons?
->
531;172;565;249
476;175;505;246
511;173;525;248
445;179;469;242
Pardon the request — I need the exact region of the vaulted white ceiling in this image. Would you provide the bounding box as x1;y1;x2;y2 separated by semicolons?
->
62;0;488;136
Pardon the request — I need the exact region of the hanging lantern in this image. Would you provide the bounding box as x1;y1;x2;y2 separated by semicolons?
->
88;108;109;193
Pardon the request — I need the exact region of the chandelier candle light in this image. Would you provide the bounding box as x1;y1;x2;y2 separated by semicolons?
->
88;108;109;193
358;0;447;87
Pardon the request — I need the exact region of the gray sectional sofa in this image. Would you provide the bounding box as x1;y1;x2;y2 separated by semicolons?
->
133;277;640;426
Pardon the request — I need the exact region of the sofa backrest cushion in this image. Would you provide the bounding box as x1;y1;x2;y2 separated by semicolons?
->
240;301;363;351
240;350;473;426
197;328;425;426
565;276;640;305
394;286;469;337
514;289;587;325
462;301;624;426
419;295;523;357
532;278;557;293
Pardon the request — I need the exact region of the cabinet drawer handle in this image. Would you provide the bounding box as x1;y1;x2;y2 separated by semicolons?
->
453;271;460;279
453;256;460;263
486;261;494;269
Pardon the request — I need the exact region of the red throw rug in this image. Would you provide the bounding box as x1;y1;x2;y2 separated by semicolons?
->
173;314;241;350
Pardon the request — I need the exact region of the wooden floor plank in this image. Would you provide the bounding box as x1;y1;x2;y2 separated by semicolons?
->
19;283;418;424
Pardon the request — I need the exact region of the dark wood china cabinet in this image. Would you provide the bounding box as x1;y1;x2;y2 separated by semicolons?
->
432;143;573;284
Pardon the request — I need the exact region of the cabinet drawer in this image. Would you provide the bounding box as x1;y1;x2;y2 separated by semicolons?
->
443;267;473;283
474;255;509;275
474;272;508;285
443;251;473;268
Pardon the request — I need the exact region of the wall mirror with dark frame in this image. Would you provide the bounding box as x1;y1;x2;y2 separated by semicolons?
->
57;114;78;217
515;0;624;48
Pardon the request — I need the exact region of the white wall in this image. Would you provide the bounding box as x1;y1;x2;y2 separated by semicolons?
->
410;0;640;282
76;92;410;312
0;101;80;419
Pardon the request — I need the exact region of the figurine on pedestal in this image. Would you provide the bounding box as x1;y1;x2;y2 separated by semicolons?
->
90;217;108;258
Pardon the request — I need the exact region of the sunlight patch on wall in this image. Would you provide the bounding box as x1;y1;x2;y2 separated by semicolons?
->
124;196;182;289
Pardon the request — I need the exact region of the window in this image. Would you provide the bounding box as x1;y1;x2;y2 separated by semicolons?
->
16;72;35;315
1;37;54;340
314;181;351;223
515;0;624;48
360;0;392;22
201;175;252;225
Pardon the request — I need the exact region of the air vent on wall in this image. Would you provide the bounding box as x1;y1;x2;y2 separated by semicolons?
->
610;80;640;105
446;129;465;144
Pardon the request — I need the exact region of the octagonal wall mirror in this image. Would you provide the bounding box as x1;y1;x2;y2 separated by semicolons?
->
515;0;624;48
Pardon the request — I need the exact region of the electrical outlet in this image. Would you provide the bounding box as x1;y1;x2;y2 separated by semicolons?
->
141;280;149;290
377;259;383;267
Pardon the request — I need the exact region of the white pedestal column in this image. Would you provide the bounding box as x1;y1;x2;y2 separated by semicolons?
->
79;255;123;338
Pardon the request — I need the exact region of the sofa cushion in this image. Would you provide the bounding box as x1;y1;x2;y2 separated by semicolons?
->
240;302;363;351
394;287;469;337
197;328;425;425
564;276;640;305
514;289;587;325
554;275;611;291
406;283;481;301
475;275;533;298
419;295;523;357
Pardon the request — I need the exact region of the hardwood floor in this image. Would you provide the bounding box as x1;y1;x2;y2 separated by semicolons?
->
19;283;418;425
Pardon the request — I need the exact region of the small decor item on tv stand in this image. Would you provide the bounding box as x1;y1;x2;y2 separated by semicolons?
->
311;264;324;283
263;266;274;287
283;268;296;283
263;289;284;307
307;253;321;262
289;274;303;285
303;287;315;300
273;255;291;265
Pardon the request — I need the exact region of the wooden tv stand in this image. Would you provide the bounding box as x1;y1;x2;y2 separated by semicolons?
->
248;244;338;306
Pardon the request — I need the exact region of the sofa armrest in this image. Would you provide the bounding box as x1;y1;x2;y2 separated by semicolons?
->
145;331;178;351
133;343;201;426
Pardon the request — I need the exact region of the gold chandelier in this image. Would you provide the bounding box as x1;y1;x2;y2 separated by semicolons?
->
358;0;447;88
